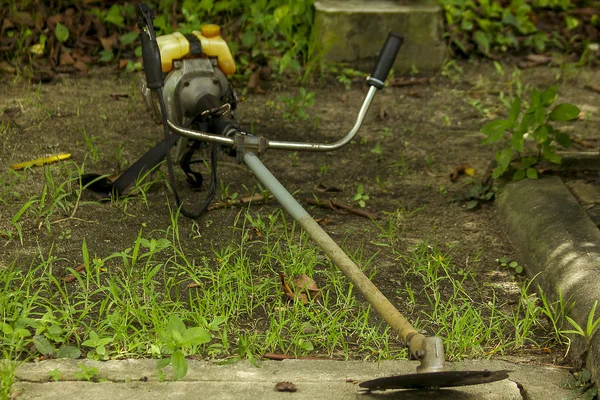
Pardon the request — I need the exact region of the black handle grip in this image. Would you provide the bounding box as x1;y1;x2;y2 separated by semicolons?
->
367;33;404;89
136;3;164;89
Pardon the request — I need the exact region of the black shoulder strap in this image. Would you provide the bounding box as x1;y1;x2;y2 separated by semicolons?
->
81;133;179;197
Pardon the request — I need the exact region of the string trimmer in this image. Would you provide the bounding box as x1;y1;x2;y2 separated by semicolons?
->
86;3;512;391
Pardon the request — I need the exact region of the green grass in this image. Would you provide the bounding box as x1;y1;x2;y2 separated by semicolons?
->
0;162;574;393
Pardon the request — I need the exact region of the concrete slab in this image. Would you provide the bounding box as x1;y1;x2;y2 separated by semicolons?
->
313;0;446;74
497;176;600;386
11;359;575;399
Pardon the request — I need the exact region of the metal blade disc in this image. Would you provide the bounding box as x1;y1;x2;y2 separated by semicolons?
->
359;370;512;391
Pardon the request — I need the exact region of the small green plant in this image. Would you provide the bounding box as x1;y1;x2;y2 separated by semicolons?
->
74;364;100;382
278;88;315;121
82;331;114;361
481;85;580;180
562;300;600;345
33;335;81;359
48;368;62;382
352;184;370;208
496;256;524;274
459;178;495;209
561;368;597;400
156;315;213;381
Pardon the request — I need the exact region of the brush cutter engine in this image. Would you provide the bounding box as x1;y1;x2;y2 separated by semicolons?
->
142;56;237;162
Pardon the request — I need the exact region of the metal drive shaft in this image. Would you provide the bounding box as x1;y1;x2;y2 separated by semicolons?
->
243;152;445;372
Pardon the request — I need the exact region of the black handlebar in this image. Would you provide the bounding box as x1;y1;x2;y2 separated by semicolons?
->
136;3;164;89
367;33;404;90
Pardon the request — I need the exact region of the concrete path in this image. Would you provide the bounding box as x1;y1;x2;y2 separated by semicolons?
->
12;359;574;399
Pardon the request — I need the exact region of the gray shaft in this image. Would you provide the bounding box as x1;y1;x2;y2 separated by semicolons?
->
243;152;418;342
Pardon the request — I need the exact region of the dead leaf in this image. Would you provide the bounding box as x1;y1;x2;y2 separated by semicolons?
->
98;30;120;51
247;70;266;94
378;106;388;120
275;382;297;392
407;89;422;98
586;85;600;95
63;263;86;283
450;164;475;182
280;272;304;303
118;59;128;69
186;283;201;289
390;76;431;87
207;194;266;211
279;273;321;304
13;11;33;26
73;60;87;73
315;183;342;193
304;198;377;219
59;50;74;66
1;107;21;126
258;65;272;81
315;217;334;226
110;92;129;100
293;274;321;302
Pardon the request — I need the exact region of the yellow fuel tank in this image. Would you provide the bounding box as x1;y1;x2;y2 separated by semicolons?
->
156;25;236;75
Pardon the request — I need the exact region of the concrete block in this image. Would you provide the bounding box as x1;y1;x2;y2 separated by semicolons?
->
313;0;446;75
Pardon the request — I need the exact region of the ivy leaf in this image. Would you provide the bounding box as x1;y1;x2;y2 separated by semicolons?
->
554;130;571;148
99;50;113;63
182;327;211;347
33;335;55;356
526;168;538;180
481;119;511;143
171;350;188;381
511;131;525;153
492;147;513;179
520;156;537;169
119;32;138;46
474;30;490;54
513;169;526;181
56;345;81;359
508;97;521;126
549;103;580;121
533;124;548;143
54;23;69;43
242;30;256;47
529;88;541;109
543;145;562;164
541;85;557;107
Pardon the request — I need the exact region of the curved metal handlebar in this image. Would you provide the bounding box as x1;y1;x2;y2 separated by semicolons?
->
167;86;377;153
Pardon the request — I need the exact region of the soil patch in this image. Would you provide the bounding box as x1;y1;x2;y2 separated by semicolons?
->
1;61;598;363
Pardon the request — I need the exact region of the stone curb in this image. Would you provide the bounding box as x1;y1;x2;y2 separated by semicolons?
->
11;359;574;400
497;176;600;385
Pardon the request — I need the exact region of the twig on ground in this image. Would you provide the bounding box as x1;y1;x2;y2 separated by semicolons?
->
208;194;266;211
305;198;377;219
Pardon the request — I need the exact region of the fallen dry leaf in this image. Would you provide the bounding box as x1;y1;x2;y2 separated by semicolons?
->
585;85;600;95
378;106;388;120
450;164;475;182
247;70;266;94
315;217;334;226
279;273;321;304
315;183;342;193
390;76;431;87
275;382;297;392
305;198;377;219
186;283;201;289
110;92;129;100
59;50;74;66
63;263;86;283
293;274;321;302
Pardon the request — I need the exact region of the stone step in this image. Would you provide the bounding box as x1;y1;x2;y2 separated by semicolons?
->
313;0;446;75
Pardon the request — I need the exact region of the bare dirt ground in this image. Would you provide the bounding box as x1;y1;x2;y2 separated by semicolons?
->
0;61;598;363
